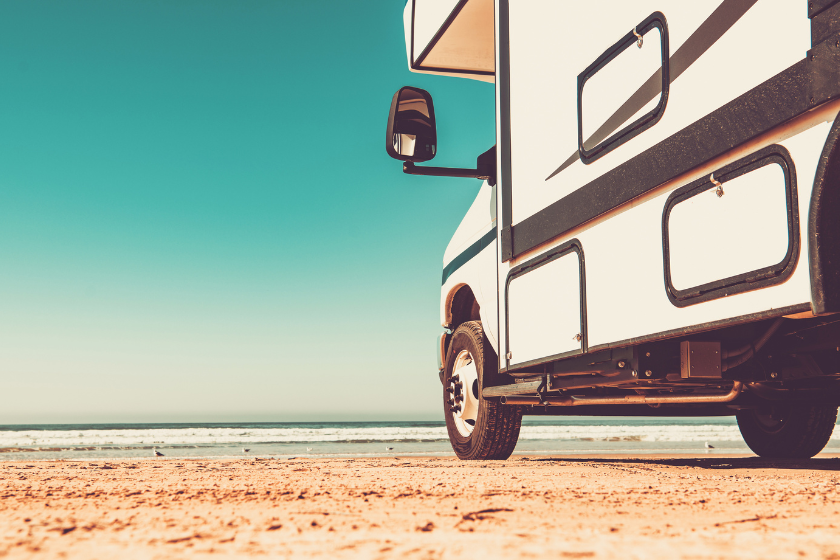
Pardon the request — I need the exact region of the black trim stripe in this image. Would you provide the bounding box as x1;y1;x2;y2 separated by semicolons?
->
506;33;840;259
498;0;513;261
586;303;810;354
495;303;810;377
441;228;496;285
810;0;840;18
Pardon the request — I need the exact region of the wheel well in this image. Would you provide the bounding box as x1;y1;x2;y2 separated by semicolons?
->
445;285;481;332
809;111;840;314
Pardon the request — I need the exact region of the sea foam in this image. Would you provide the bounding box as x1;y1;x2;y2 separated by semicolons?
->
0;423;788;447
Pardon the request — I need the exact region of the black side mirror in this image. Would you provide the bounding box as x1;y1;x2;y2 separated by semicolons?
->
385;86;437;162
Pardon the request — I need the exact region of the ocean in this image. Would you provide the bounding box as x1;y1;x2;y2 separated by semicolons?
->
2;417;840;460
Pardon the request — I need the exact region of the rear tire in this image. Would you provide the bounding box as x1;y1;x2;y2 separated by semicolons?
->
443;321;522;460
736;404;838;459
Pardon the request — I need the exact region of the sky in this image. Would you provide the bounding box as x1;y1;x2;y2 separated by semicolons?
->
0;0;496;423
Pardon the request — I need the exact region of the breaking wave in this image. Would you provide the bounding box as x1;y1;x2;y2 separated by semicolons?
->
0;422;790;448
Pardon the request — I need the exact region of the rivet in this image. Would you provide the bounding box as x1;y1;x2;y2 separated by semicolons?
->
644;370;652;377
632;370;638;378
617;360;626;368
770;372;778;379
645;352;651;357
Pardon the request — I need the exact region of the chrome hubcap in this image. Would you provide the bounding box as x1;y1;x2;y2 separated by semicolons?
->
449;350;479;437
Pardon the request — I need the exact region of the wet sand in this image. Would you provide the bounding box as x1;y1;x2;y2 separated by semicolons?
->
2;455;840;559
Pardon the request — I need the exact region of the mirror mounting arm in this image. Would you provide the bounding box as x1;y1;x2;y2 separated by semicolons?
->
403;162;495;186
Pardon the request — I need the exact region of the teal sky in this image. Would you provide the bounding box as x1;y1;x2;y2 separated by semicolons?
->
0;0;495;423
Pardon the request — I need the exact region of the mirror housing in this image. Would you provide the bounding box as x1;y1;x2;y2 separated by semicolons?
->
386;86;494;183
385;86;437;162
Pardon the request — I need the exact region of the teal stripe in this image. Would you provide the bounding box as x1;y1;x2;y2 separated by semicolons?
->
441;229;496;285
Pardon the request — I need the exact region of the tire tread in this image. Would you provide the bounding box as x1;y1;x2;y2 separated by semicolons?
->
444;321;522;460
737;405;838;459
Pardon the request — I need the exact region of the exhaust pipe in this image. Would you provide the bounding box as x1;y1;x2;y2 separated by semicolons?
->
499;381;743;406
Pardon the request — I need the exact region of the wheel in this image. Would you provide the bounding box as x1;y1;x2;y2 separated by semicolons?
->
443;320;522;460
736;404;838;459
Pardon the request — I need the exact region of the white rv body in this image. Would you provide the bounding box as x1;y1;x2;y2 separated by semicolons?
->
441;181;499;350
410;0;840;371
393;1;840;460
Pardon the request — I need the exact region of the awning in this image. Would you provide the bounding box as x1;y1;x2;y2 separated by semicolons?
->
404;0;494;82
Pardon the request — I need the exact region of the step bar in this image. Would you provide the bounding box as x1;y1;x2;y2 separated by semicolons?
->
494;381;744;407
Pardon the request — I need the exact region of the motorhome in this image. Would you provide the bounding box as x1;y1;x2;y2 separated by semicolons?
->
385;0;840;459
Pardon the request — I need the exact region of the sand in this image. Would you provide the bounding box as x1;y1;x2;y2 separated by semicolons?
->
2;455;840;559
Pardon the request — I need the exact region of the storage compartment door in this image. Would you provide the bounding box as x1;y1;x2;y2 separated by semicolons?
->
506;251;583;367
664;147;798;306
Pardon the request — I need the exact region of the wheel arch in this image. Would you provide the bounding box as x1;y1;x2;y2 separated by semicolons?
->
809;111;840;314
443;283;482;332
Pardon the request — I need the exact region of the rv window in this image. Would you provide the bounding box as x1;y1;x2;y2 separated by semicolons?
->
577;12;669;165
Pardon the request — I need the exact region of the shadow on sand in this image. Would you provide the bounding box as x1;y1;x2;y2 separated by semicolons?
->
526;456;840;472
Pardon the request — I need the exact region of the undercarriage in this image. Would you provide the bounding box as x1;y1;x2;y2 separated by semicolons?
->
483;315;840;416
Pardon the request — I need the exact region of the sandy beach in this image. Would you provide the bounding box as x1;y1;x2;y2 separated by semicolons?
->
2;455;840;559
